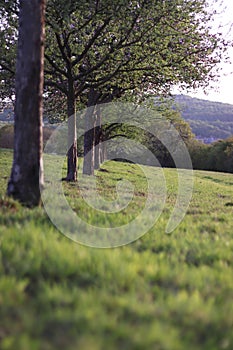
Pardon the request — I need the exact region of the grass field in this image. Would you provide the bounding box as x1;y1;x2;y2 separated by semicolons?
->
0;148;233;350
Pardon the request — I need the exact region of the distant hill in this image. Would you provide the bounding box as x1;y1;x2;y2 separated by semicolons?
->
1;95;233;143
174;95;233;143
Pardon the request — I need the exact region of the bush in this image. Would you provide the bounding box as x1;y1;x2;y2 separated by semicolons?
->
187;137;233;173
0;124;54;149
0;124;14;149
187;139;211;170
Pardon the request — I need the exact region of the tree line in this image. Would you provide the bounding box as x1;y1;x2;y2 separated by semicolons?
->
188;137;233;174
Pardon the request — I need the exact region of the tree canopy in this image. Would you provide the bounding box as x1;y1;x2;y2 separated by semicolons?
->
0;0;230;179
1;0;229;109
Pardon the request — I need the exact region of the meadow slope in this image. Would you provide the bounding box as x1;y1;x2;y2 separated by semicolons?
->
0;148;233;350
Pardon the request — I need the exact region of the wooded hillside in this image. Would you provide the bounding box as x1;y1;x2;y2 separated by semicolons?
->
174;95;233;142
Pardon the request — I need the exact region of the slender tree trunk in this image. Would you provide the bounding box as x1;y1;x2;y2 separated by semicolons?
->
100;127;107;163
101;137;107;163
66;93;77;181
83;89;98;176
7;0;46;207
83;109;96;175
94;104;101;170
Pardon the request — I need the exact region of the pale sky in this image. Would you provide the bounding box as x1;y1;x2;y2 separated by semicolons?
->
174;0;233;105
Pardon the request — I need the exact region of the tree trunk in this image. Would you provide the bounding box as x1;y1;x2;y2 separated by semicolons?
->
65;94;77;181
100;127;107;163
7;0;46;207
83;109;96;176
94;104;101;170
83;89;98;176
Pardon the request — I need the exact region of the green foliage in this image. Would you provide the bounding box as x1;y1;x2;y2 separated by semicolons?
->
0;149;233;349
0;0;18;108
0;125;61;150
187;139;211;170
208;138;233;173
105;103;194;167
187;136;233;173
44;0;229;101
1;1;229;113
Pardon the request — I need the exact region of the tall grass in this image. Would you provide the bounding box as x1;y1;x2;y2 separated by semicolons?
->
0;148;233;350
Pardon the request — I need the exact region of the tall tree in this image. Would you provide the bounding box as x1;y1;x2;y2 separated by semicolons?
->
43;0;228;178
1;0;229;178
7;0;46;206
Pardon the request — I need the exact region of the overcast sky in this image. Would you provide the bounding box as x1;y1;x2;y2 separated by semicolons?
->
174;0;233;104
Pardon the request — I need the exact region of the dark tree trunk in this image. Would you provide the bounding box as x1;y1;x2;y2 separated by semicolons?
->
94;104;101;170
83;109;96;176
7;0;46;207
101;134;107;163
99;126;107;164
83;89;98;176
65;94;77;181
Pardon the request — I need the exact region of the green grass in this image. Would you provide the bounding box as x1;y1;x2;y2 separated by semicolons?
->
0;148;233;350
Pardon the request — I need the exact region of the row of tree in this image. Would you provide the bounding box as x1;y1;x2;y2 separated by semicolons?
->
0;0;229;206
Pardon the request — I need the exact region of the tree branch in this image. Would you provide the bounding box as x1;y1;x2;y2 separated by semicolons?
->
72;17;111;67
55;32;70;67
0;62;15;75
44;53;68;77
44;79;68;95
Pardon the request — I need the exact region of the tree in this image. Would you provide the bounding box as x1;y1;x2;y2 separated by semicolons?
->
102;101;195;168
7;0;46;206
41;0;230;178
1;0;229;178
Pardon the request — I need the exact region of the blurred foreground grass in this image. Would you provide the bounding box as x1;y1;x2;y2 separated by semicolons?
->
0;148;233;350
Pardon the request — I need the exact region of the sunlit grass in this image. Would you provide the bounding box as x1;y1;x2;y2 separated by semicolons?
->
0;148;233;350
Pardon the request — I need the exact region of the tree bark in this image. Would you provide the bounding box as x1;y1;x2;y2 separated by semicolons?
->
94;104;101;170
101;133;107;163
83;89;98;176
7;0;46;207
99;125;107;164
65;93;77;181
83;110;96;176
